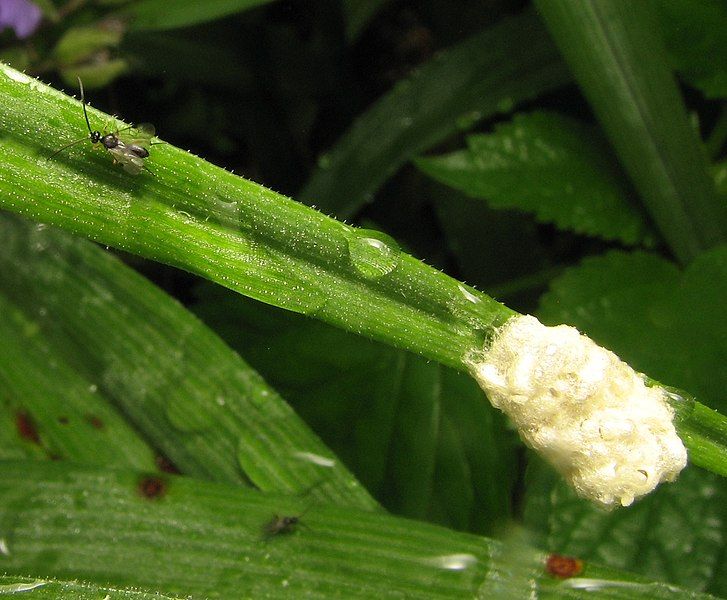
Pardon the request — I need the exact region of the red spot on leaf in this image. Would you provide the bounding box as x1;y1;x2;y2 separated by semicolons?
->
546;554;583;578
85;414;105;429
138;475;167;500
16;412;40;444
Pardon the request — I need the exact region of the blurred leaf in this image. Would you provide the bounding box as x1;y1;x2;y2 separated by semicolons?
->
59;60;129;89
0;214;374;508
535;0;727;263
192;287;518;534
0;48;31;71
52;25;123;65
524;459;726;592
119;0;276;32
342;0;390;41
0;291;158;470
656;0;727;99
0;460;714;600
417;112;652;246
301;9;571;218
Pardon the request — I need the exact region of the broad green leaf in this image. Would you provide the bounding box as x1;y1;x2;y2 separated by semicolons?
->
0;460;717;600
0;214;374;507
524;459;726;592
192;288;519;534
119;0;276;32
0;63;516;376
300;9;571;218
416;112;651;246
536;0;727;263
0;290;157;470
656;0;727;99
0;575;183;599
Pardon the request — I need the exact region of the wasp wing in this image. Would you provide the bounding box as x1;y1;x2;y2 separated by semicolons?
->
108;143;145;175
120;123;155;147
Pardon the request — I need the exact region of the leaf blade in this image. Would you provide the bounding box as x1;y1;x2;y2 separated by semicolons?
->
119;0;276;32
416;111;652;245
300;9;571;217
0;214;374;507
535;0;727;262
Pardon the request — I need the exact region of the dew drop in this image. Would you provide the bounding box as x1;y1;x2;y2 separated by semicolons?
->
445;284;497;333
347;229;400;280
423;553;478;570
659;384;696;423
293;451;336;468
209;196;241;228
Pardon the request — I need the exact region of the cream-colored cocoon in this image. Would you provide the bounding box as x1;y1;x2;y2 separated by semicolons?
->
469;315;687;508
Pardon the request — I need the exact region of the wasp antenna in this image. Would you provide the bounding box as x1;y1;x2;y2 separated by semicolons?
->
77;77;93;136
46;136;88;161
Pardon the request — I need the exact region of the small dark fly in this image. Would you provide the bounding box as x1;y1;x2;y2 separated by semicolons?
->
48;77;156;175
261;514;303;540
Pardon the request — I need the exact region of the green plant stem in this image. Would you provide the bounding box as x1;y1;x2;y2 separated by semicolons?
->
677;402;727;477
0;64;515;374
535;0;727;264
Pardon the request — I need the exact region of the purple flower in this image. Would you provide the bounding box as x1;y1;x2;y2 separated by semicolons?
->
0;0;42;39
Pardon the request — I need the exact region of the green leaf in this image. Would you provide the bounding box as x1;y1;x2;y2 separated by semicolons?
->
537;248;727;475
192;288;519;534
300;9;571;218
656;0;727;99
535;0;727;263
0;62;516;375
118;0;276;32
0;214;374;507
416;111;652;245
52;25;123;65
0;290;158;470
0;460;716;599
524;459;726;592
